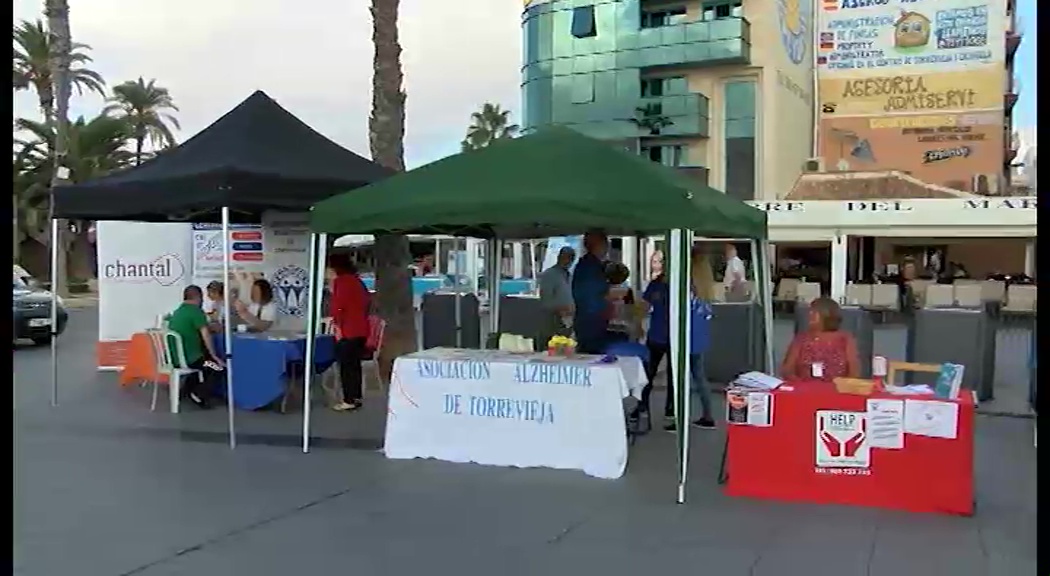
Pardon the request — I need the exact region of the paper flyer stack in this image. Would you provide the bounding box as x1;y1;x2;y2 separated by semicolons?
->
725;372;780;427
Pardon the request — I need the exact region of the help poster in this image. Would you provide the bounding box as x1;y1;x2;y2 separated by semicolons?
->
815;410;870;469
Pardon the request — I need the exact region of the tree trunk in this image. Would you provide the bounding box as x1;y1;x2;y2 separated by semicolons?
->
369;0;415;378
46;0;73;297
135;134;144;166
68;226;94;280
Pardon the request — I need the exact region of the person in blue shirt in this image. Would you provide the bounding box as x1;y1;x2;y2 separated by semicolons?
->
631;247;717;431
572;230;611;354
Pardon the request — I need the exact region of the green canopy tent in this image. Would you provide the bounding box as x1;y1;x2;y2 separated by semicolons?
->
304;126;773;503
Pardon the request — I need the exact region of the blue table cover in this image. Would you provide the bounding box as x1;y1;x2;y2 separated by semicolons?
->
604;341;650;364
211;334;336;410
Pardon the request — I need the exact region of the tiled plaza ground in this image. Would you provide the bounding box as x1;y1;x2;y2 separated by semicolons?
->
13;307;1037;576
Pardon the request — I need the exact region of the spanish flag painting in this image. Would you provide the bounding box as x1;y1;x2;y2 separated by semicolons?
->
822;0;838;11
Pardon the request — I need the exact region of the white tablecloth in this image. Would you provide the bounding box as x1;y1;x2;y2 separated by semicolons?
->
384;348;647;479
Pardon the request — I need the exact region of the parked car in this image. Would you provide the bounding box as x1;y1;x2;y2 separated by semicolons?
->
13;275;67;345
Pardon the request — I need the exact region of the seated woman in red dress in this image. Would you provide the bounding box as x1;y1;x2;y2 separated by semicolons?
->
781;297;861;381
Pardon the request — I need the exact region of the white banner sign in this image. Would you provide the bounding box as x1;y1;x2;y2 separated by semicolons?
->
384;349;645;479
190;223;266;286
261;211;311;331
96;221;193;368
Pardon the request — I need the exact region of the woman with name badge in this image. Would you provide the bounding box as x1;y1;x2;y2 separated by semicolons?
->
781;297;861;382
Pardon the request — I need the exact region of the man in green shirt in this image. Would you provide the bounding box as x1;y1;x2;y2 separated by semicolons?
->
167;285;224;408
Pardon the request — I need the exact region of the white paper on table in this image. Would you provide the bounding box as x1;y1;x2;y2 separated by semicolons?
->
903;399;959;439
884;384;934;396
746;392;773;427
866;398;904;449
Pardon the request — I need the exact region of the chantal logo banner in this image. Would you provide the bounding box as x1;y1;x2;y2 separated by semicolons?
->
102;253;186;287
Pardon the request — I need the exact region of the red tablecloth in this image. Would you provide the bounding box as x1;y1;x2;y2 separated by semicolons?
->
726;379;974;515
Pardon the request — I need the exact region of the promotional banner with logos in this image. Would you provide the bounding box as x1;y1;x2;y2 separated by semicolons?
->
260;211;311;331
818;111;1004;190
815;0;1006;193
95;221;193;369
190;223;266;286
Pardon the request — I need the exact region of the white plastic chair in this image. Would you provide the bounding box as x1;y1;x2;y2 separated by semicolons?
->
870;284;899;309
145;328;203;413
980;280;1006;303
923;284;955;308
795;282;822;305
1004;284;1038;313
953;283;983;308
775;278;800;304
368;316;389;391
845;283;873;307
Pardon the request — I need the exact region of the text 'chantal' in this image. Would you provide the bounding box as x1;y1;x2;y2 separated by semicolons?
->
514;362;593;387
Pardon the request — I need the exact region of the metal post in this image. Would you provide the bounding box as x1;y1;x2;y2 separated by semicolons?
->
49;218;59;406
485;239;502;338
220;207;237;449
302;232;327;453
754;239;776;374
669;228;693;504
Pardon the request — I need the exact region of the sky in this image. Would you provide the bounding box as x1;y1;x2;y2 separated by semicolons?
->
14;0;1037;166
1012;0;1038;133
13;0;523;169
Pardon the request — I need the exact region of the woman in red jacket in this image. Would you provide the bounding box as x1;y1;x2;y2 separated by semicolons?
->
327;254;371;412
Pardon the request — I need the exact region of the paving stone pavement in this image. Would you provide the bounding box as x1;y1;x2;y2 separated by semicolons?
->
13;307;1038;576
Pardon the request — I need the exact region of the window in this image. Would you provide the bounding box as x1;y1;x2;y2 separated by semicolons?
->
641;78;663;97
702;1;743;21
571;74;595;103
641;145;685;166
641;76;687;97
571;6;597;38
641;6;687;29
723;79;757;201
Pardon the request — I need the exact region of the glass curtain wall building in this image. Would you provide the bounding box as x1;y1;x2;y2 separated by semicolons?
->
521;0;817;202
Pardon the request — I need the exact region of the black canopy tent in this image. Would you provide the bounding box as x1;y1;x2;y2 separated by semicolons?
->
52;90;392;222
47;90;391;448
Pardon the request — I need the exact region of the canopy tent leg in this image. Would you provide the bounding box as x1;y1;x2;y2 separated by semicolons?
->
49;218;59;406
830;234;848;304
668;228;694;504
220;206;237;450
511;242;524;279
466;238;481;296
302;233;327;453
752;239;776;374
434;238;441;275
455;238;464;348
484;239;502;345
528;240;539;287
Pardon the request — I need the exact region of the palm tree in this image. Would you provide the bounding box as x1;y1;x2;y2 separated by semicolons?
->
44;0;74;297
369;0;417;373
14;114;133;278
104;77;180;164
460;103;519;151
630;104;673;136
12;19;105;124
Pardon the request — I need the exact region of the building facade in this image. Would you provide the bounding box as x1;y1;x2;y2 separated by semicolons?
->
521;0;818;201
